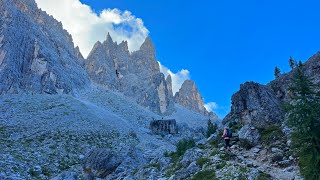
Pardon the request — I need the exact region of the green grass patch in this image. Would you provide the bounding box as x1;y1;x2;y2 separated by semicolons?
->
190;170;217;180
210;149;220;156
196;157;210;167
219;153;231;161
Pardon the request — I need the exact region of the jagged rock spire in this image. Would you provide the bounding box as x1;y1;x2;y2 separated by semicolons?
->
140;36;155;53
175;80;206;114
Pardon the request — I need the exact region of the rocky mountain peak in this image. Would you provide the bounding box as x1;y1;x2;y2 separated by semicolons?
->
166;75;173;97
140;36;155;54
174;80;207;114
86;34;174;115
119;40;129;52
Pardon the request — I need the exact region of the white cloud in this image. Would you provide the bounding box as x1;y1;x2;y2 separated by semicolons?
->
204;102;218;112
158;62;190;94
35;0;149;57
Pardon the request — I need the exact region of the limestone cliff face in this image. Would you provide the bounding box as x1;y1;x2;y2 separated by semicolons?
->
222;82;283;128
0;0;89;95
86;35;175;115
223;51;320;127
174;80;208;115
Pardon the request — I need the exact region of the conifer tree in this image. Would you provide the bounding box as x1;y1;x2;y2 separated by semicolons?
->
274;66;281;79
206;119;217;138
285;61;320;179
289;56;297;69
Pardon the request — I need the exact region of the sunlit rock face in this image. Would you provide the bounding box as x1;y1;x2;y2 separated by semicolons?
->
0;0;90;95
174;80;209;115
86;35;175;115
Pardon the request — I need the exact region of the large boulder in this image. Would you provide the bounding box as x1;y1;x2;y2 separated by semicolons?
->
180;148;203;167
150;119;178;135
82;148;123;179
238;125;260;148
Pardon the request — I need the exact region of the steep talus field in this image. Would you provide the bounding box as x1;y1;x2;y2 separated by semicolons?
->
0;88;212;179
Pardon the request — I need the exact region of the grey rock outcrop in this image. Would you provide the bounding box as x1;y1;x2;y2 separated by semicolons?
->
174;80;209;115
86;34;175;115
223;82;283;128
150;119;178;135
82;148;123;179
0;0;89;95
224;51;320;129
238;125;261;147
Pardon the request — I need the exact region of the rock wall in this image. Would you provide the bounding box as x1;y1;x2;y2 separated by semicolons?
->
0;0;89;95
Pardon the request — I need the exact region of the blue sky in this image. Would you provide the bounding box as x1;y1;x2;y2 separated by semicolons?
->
77;0;320;117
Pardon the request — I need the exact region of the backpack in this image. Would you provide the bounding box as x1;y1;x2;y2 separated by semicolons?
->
226;129;232;138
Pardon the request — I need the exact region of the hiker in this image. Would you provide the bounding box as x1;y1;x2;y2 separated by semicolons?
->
222;127;232;151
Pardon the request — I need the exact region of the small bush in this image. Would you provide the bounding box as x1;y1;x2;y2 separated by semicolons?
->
257;171;271;180
215;161;227;169
259;125;283;146
240;139;253;150
209;130;223;148
228;121;242;132
168;139;195;162
197;144;206;149
196;157;210;167
191;170;217;180
207;120;218;138
219;153;231;161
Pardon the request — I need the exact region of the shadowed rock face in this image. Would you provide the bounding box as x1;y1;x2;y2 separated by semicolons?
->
223;82;283;128
223;51;320;128
0;0;89;95
86;35;175;115
150;119;178;135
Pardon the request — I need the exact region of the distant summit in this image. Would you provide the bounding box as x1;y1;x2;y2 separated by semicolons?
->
86;33;175;115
